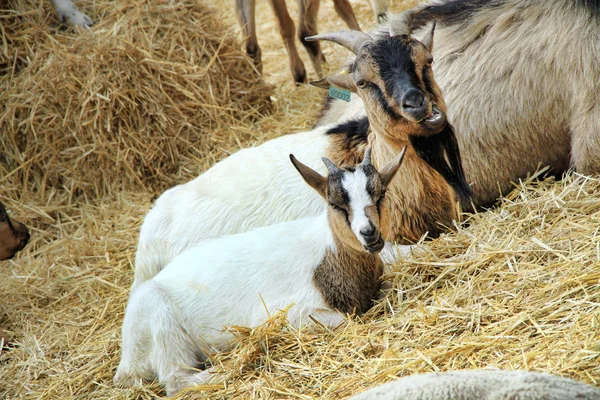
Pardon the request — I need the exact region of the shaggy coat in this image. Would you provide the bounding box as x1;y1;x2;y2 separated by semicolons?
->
318;0;600;207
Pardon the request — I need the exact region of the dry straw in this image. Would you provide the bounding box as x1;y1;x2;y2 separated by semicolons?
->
1;0;273;202
1;0;599;399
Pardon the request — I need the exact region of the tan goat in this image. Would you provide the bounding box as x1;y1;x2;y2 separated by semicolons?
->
318;0;600;207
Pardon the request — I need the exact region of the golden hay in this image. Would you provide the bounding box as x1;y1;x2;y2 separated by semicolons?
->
1;0;272;201
1;0;598;399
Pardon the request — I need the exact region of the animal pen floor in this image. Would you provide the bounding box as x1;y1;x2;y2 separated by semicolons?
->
1;0;599;399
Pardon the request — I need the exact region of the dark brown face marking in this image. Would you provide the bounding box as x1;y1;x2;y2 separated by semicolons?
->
351;35;446;139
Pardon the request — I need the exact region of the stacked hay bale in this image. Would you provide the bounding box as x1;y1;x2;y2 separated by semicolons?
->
0;0;273;203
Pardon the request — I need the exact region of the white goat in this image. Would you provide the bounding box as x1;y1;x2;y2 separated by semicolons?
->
348;370;600;400
133;15;467;291
115;148;406;395
50;0;93;28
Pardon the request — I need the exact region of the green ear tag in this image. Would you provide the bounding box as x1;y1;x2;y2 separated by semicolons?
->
328;86;351;102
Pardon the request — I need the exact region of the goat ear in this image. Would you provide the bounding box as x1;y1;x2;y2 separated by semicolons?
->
310;74;357;93
379;146;407;186
421;20;436;53
290;154;327;198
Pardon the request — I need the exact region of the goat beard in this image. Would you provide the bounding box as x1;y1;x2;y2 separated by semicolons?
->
409;123;472;209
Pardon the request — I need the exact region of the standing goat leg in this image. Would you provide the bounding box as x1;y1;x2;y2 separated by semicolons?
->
269;0;307;84
235;0;262;74
332;0;360;30
297;0;327;77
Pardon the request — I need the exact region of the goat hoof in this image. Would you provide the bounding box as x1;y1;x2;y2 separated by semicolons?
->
294;69;308;85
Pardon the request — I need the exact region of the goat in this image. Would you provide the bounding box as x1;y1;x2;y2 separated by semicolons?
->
348;370;600;400
235;0;362;83
132;14;470;291
317;0;600;208
49;0;93;28
115;148;406;395
0;201;30;261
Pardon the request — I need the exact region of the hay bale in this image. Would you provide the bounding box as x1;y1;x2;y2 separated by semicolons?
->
0;0;272;201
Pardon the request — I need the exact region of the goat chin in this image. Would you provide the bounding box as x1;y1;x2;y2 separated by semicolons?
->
132;126;332;291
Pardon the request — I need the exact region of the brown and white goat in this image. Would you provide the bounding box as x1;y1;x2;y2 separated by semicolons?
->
235;0;361;83
318;0;600;207
117;149;405;395
133;14;469;290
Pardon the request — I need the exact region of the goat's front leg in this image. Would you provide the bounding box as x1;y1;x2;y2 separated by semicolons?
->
50;0;93;28
331;0;360;30
235;0;262;74
297;0;326;77
269;0;307;83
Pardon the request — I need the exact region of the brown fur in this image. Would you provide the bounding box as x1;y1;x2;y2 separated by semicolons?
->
0;201;30;261
314;234;383;314
321;1;600;207
293;151;404;314
324;31;461;244
235;0;361;83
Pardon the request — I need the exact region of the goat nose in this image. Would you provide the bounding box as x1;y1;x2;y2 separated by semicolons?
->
401;89;425;110
360;225;376;237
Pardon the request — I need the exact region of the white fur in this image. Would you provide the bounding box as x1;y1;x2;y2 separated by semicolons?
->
343;169;374;246
50;0;93;28
132;127;332;291
117;167;384;394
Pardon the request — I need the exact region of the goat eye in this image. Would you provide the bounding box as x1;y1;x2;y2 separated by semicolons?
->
330;203;348;216
357;80;368;89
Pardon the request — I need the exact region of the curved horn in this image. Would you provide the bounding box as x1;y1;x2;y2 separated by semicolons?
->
322;157;340;174
305;31;374;54
390;9;416;37
360;148;372;168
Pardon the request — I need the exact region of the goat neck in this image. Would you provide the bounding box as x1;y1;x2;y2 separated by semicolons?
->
314;229;383;315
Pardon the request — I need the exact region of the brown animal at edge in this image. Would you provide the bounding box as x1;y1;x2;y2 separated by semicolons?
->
0;200;30;348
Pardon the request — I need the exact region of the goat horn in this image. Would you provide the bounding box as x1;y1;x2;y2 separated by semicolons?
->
322;157;340;174
305;31;373;55
360;148;372;168
390;9;416;37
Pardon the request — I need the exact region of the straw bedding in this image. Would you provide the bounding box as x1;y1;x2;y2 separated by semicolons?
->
1;0;598;399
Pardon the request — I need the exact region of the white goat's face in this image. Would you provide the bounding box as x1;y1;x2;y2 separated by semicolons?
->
0;201;30;261
290;147;406;254
326;164;385;252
